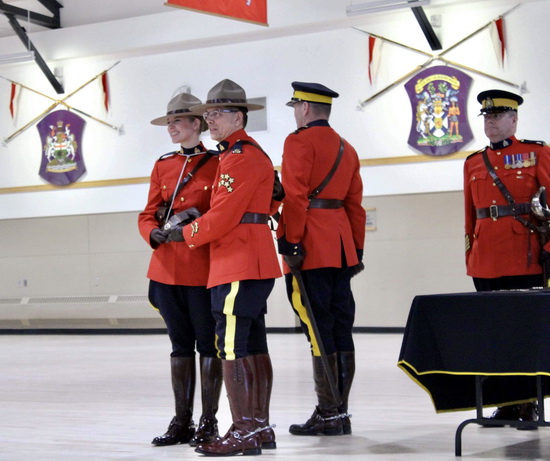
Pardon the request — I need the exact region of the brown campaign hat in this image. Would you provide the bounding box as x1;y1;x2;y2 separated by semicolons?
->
150;93;205;126
191;79;264;113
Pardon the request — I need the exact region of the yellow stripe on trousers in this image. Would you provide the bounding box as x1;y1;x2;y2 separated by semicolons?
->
291;275;321;357
222;281;240;361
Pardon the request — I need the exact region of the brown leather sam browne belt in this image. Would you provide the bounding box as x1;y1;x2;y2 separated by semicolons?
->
308;198;343;209
475;203;531;220
240;212;270;224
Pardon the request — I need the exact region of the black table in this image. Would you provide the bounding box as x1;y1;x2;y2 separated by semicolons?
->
397;290;550;456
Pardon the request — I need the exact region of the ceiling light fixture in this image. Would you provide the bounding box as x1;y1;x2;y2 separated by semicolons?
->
346;0;431;16
0;50;35;65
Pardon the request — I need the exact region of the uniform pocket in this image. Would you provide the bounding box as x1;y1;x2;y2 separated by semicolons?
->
470;170;489;203
501;169;537;202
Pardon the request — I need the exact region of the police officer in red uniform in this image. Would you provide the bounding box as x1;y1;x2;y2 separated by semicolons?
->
464;89;550;426
277;82;366;436
138;93;222;447
164;79;282;456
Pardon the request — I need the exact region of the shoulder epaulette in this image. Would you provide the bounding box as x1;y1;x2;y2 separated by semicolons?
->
230;139;269;157
230;140;245;154
520;139;547;146
158;150;179;161
290;126;308;135
466;148;485;160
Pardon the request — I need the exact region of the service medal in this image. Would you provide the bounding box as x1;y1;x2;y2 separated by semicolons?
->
504;155;513;169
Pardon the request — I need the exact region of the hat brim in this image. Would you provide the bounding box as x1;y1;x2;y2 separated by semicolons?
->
190;102;264;113
150;110;204;126
285;97;331;107
478;107;517;116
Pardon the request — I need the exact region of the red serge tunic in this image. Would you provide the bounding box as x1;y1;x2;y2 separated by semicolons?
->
464;136;550;278
138;147;219;286
276;122;366;273
182;130;282;288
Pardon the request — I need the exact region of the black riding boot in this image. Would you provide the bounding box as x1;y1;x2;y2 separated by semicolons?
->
337;351;355;435
189;356;223;446
289;354;343;436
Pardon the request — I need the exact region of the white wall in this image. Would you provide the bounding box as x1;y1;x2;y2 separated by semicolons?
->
2;0;548;218
0;191;471;329
0;0;546;328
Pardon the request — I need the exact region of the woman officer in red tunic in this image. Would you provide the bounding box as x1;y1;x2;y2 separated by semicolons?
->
138;93;221;447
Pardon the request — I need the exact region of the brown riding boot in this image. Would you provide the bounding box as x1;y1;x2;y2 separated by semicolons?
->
195;358;261;456
337;351;355;435
189;356;223;446
251;353;276;449
152;356;196;446
289;354;344;436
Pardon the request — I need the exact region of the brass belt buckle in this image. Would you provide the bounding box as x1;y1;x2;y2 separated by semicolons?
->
489;205;499;220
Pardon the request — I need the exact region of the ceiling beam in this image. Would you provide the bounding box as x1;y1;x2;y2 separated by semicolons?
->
411;5;442;51
37;0;63;17
0;0;61;29
5;13;64;94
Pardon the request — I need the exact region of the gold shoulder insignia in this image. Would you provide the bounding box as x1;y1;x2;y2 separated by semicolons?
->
230;140;244;154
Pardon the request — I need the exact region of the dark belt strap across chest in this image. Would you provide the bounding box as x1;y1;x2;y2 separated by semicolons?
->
476;203;531;220
308;198;344;209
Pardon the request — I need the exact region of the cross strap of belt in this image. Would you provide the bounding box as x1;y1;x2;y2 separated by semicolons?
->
240;212;270;224
308;137;345;201
476;203;531;220
306;137;345;210
168;152;214;206
481;149;537;230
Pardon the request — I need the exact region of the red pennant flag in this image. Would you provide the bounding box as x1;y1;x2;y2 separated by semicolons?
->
165;0;268;26
9;82;20;119
101;72;110;112
368;35;381;85
490;18;505;68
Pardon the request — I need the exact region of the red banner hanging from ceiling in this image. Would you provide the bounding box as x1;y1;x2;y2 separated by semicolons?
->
165;0;268;26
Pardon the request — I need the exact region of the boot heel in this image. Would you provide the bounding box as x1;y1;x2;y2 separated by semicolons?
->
261;441;277;449
324;426;344;436
243;447;262;456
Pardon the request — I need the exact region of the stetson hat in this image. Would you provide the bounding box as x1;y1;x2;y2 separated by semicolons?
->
477;89;523;115
150;93;206;127
190;79;264;113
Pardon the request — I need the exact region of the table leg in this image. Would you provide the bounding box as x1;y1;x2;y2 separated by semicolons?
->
455;376;486;456
457;375;550;456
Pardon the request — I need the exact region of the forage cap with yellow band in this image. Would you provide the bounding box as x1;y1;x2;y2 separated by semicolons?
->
286;81;339;107
477;89;523;115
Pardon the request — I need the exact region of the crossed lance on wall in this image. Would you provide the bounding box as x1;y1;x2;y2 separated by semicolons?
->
1;61;123;145
356;5;525;108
